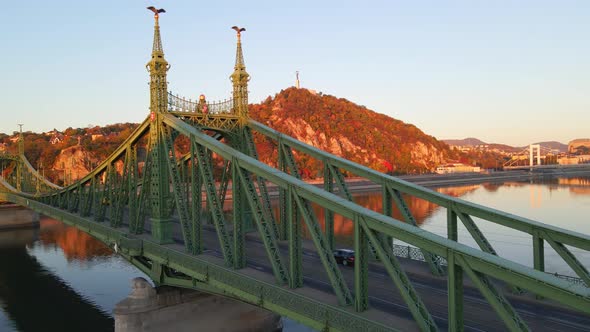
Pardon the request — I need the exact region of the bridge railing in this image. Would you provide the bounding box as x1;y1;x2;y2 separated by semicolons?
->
393;243;587;286
248;120;590;287
167;92;234;115
0;153;19;161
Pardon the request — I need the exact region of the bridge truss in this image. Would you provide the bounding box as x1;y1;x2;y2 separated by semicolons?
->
1;11;589;332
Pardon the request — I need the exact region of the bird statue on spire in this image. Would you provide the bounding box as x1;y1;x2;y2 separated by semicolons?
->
147;6;166;19
232;26;246;41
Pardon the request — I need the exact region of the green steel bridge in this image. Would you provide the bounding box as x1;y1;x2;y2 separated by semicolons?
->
1;10;589;332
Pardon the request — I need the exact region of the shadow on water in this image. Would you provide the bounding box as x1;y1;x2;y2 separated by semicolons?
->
0;228;114;332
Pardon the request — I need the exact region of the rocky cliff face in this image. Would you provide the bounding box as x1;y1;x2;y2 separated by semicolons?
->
410;141;445;169
52;145;99;183
250;87;450;175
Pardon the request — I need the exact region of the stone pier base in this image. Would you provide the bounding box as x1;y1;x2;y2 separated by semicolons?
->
114;277;282;332
0;204;39;230
0;227;38;248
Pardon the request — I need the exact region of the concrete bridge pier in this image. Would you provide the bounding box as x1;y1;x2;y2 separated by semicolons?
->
0;227;38;248
114;277;283;332
0;204;39;230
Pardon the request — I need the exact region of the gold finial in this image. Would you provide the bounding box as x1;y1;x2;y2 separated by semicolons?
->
147;6;166;23
231;26;246;42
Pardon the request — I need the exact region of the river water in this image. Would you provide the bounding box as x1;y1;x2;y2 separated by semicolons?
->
0;175;588;331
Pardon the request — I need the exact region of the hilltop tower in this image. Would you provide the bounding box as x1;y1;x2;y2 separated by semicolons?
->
146;7;173;243
296;71;300;89
230;26;250;125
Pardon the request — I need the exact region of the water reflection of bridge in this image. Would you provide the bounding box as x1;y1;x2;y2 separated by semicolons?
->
0;227;113;332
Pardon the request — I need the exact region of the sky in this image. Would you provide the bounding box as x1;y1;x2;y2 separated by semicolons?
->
1;0;588;146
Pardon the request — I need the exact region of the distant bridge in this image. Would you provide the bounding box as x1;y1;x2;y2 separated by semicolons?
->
1;11;589;332
503;144;563;169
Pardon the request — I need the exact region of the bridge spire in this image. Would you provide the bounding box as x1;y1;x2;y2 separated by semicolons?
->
230;26;250;124
147;7;165;55
17;124;24;156
146;6;169;116
146;7;173;244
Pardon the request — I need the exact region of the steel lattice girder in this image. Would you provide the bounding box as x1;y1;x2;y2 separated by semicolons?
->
241;127;279;240
233;160;288;284
232;156;246;269
162;124;193;252
249;120;590;287
323;163;335;250
4;112;590;330
387;187;444;276
248;120;590;253
190;137;203;256
457;254;529;331
1;192;397;332
191;140;233;266
360;216;438;331
163;114;590;315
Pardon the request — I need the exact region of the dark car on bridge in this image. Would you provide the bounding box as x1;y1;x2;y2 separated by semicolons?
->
333;249;355;266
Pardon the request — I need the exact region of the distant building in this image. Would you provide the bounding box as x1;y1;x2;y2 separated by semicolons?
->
449;145;473;152
50;134;64;145
559;157;579;165
91;134;104;141
559;155;590;165
569;138;590;154
44;130;59;137
436;163;481;174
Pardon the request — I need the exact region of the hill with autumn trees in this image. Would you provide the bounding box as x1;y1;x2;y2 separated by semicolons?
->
250;87;454;176
0;87;510;183
0;123;138;184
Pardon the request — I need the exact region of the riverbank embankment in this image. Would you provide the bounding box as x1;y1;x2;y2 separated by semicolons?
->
297;167;590;194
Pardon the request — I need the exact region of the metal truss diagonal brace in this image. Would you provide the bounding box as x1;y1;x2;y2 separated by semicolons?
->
458;255;530;332
242;126;279;239
192;141;233;266
543;232;590;287
190;137;203;256
454;208;523;294
286;186;303;288
360;217;438;332
162;125;193;252
327;164;352;201
292;193;353;306
388;187;443;276
454;208;497;255
234;161;288;285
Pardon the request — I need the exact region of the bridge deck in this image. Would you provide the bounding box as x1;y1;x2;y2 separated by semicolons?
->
131;214;590;331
